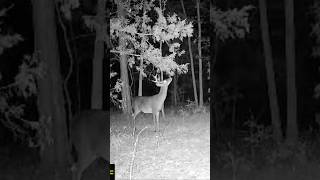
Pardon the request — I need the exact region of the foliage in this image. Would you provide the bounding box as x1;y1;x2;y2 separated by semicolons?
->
243;118;273;146
109;59;122;108
31;116;53;156
0;54;44;146
110;0;193;76
110;78;123;109
0;6;45;146
177;100;197;116
14;55;44;97
109;0;193;108
0;6;23;54
211;5;254;41
217;142;253;177
0;33;23;55
57;0;80;20
242;115;308;169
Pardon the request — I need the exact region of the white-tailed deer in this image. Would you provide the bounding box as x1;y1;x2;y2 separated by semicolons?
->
132;76;172;132
71;110;108;180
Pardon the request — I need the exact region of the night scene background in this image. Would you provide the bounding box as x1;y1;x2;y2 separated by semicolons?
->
1;0;320;180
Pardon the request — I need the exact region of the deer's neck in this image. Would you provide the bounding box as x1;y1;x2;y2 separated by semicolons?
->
157;86;168;99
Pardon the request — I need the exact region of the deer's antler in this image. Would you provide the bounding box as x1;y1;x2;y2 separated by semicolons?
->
151;75;161;84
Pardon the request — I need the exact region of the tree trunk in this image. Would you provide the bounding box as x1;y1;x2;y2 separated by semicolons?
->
119;44;132;115
118;3;132;115
285;0;298;144
180;0;198;106
258;0;283;142
91;0;105;109
196;0;203;107
33;0;69;179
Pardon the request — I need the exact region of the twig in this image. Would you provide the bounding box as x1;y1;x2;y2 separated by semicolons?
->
110;50;142;57
129;126;148;180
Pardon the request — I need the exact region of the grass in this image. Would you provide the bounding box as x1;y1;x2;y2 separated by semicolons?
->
110;106;210;180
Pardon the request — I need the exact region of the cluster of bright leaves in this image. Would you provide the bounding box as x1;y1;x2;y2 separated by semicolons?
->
110;0;193;77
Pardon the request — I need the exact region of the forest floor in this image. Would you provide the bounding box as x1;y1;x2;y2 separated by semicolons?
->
110;107;210;180
110;106;320;180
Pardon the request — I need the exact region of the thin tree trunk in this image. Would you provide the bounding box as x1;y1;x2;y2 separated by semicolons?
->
33;0;69;179
91;0;105;109
159;39;166;120
138;57;143;96
173;74;178;106
258;0;283;142
180;0;199;106
285;0;298;144
196;0;203;107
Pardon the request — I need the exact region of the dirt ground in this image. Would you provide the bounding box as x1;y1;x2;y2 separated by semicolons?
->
110;108;210;180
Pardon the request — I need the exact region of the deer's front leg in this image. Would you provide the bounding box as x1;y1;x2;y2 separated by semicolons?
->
152;114;156;132
156;112;160;132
